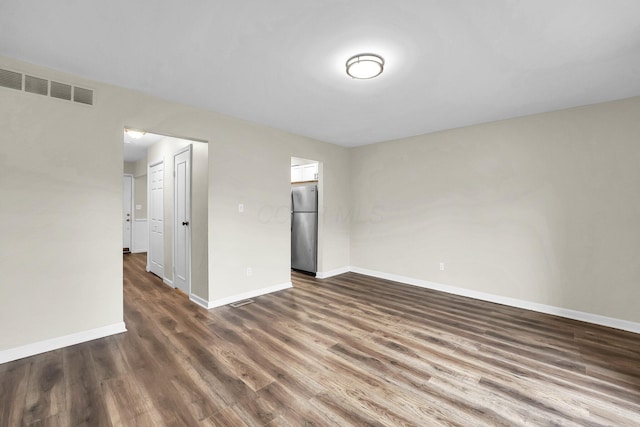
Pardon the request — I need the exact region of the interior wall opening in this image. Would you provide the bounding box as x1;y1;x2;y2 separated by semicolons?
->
291;156;322;277
123;128;209;303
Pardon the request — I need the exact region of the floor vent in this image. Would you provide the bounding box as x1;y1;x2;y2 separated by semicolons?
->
229;299;255;308
0;67;94;106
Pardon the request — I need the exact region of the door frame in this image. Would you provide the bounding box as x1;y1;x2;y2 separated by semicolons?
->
290;157;323;274
173;145;192;297
123;173;134;253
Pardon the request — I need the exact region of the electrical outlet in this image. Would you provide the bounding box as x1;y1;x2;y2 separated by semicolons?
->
439;262;445;271
246;267;252;276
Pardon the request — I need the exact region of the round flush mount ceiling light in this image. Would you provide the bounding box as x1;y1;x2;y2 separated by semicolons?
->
346;53;384;79
125;129;146;139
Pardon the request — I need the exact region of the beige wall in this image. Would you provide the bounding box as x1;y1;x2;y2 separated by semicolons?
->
132;157;147;177
0;63;124;351
0;56;351;352
123;162;135;175
132;157;147;219
350;97;640;324
133;175;147;220
191;142;209;300
205;120;351;302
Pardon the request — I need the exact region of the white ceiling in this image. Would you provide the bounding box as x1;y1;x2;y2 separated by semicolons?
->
1;1;639;147
123;131;164;162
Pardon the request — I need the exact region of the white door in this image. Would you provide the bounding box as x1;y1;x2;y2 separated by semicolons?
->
174;146;191;295
148;162;164;278
123;175;133;252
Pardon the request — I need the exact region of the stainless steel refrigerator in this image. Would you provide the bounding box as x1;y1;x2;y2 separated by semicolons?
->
291;184;318;273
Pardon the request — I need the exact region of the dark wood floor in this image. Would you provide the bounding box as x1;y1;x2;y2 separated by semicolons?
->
2;253;640;426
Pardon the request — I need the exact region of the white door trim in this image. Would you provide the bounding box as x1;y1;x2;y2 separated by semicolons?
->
173;145;192;297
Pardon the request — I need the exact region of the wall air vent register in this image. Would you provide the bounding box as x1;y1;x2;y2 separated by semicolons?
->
0;67;94;106
25;75;48;96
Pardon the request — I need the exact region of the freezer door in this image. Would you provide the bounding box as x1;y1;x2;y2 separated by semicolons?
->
291;212;318;273
292;184;317;212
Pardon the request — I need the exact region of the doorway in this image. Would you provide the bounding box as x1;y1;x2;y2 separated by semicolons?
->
123;128;208;304
291;157;321;275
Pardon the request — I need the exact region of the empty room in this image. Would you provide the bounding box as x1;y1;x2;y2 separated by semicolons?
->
1;1;639;426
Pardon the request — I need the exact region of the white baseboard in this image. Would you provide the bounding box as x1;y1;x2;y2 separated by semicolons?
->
316;266;350;279
207;282;293;309
131;249;147;254
0;322;127;364
350;266;640;335
189;293;210;309
163;277;174;288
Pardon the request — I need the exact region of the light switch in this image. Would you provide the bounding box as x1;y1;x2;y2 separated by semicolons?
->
238;203;244;213
135;204;142;210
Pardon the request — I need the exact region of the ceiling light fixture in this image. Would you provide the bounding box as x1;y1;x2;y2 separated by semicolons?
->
346;53;384;79
125;129;146;139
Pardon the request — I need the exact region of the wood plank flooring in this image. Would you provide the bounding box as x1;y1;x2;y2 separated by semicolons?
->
2;252;640;426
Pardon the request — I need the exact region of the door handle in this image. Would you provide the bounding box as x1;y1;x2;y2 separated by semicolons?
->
182;221;189;226
126;219;130;222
